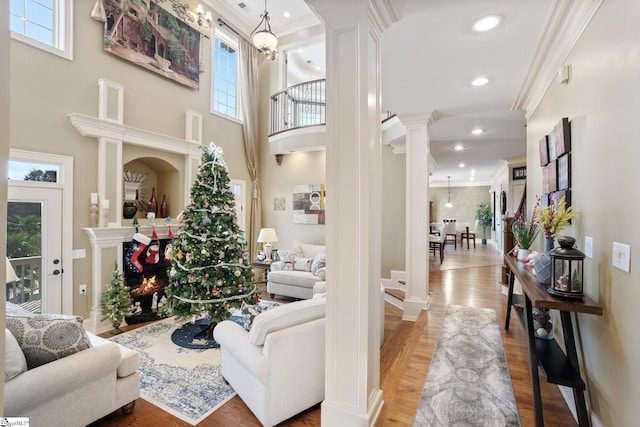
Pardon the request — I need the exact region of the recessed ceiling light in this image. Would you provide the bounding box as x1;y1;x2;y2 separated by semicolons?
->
298;48;304;53
470;176;475;181
453;144;466;151
471;128;484;135
283;11;291;18
472;15;502;32
470;169;476;175
471;77;489;86
459;162;465;168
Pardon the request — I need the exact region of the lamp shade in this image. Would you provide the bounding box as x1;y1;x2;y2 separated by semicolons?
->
252;30;277;53
257;228;278;243
6;258;18;283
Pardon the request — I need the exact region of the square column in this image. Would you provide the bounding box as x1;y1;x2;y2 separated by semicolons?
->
306;1;397;425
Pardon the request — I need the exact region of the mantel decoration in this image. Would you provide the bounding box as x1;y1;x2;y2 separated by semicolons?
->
103;0;202;89
533;195;575;285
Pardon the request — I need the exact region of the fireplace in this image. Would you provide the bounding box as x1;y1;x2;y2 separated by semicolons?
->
123;238;172;324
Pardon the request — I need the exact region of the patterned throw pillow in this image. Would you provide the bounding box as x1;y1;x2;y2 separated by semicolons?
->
311;252;326;275
6;314;92;369
240;302;280;331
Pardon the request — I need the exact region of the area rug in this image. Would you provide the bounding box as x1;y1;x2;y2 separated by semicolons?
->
110;317;235;425
412;304;521;426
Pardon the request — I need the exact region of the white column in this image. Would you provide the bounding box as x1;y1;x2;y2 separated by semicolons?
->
306;1;396;425
398;114;434;320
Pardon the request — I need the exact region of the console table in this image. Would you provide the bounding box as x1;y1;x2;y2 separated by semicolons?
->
504;254;602;427
250;260;272;284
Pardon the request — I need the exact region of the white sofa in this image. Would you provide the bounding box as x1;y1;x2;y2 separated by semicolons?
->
4;303;140;426
214;297;326;427
267;242;326;300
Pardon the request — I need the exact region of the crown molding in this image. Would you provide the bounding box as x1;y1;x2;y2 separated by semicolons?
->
512;0;604;119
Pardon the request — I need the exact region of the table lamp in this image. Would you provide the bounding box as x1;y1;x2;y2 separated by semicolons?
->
257;228;278;261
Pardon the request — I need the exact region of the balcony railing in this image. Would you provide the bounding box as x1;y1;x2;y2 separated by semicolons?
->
6;256;42;312
270;79;326;137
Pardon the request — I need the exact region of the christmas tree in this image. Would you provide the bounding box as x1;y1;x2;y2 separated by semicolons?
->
101;263;133;334
160;143;258;326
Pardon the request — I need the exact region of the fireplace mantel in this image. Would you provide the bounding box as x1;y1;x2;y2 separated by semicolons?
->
82;225;175;333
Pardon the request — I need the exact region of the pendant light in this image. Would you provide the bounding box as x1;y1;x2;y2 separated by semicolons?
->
251;0;278;61
444;176;454;208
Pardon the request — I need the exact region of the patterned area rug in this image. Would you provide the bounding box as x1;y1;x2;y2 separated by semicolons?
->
412;305;521;426
110;317;235;425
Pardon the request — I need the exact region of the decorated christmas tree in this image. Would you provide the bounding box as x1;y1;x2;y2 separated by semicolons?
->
101;263;133;335
160;143;258;327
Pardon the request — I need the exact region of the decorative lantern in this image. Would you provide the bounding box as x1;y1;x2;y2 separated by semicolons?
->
548;236;585;298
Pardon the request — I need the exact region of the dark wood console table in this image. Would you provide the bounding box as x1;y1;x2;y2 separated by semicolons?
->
504;254;602;427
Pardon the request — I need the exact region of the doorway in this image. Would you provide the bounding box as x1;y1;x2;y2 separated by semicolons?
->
7;150;73;314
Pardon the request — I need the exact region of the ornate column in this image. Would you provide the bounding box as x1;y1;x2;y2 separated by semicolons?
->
398;113;435;320
306;1;396;425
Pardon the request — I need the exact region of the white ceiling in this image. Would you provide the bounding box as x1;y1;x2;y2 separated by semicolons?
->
210;0;555;186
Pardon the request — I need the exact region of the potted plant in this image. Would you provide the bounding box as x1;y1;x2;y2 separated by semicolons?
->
101;263;132;335
511;216;540;260
475;203;493;244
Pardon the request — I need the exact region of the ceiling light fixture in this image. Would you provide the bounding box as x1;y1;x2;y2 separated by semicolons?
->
471;128;484;135
453;144;466;151
283;11;291;18
445;176;454;208
472;15;502;32
471;76;489;86
459;162;466;168
251;0;278;61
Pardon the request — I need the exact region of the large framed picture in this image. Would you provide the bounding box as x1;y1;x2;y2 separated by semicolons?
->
103;0;202;89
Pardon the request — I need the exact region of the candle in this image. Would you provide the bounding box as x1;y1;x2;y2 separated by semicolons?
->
102;199;110;209
91;193;98;204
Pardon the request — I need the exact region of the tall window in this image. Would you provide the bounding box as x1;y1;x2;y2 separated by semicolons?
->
10;0;73;60
212;31;240;120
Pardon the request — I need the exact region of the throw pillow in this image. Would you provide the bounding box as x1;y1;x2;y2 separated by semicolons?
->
311;252;326;275
6;314;92;370
240;302;280;331
5;328;27;381
293;257;312;271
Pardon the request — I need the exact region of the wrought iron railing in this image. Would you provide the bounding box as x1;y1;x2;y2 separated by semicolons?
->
270;79;326;136
6;256;41;309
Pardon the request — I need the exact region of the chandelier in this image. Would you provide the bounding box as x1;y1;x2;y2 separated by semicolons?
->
251;0;278;60
444;176;454;208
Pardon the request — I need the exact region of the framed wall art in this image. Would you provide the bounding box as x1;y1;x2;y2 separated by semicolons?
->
103;0;202;89
557;153;571;191
539;135;549;166
553;118;571;157
512;166;527;180
293;184;326;224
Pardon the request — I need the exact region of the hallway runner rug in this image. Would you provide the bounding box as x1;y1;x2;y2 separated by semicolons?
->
110;317;235;425
412;304;521;426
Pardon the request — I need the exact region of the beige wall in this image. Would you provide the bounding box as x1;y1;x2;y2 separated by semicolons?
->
380;145;406;277
430;185;491;233
9;2;251;317
526;1;640;424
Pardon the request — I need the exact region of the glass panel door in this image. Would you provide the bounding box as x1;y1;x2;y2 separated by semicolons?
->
7;187;63;314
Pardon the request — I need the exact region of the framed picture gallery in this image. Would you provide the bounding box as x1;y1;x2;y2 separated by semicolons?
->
541;117;573;208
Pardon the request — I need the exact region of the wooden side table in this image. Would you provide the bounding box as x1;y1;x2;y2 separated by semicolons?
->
250;260;272;284
504;254;602;426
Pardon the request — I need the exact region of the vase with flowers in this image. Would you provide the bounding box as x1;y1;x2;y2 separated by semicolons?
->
534;195;576;284
512;214;539;261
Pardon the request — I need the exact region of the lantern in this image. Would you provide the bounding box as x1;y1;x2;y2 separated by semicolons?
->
548;236;585;298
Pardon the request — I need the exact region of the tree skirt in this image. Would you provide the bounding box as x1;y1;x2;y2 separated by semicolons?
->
170;318;220;349
110;318;235;424
412;304;521;426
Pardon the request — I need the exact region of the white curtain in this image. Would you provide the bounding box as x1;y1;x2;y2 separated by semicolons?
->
238;38;263;258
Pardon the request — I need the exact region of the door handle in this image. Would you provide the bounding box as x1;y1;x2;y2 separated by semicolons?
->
52;269;61;275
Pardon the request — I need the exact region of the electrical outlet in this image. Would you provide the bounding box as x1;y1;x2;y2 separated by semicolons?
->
79;284;87;295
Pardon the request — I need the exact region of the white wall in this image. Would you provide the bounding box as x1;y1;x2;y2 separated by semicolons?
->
526;1;640;424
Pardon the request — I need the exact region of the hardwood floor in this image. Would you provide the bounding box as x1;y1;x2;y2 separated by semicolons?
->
91;242;577;426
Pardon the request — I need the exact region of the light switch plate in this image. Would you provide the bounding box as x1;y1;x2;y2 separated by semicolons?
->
584;237;593;259
612;242;631;273
72;249;86;259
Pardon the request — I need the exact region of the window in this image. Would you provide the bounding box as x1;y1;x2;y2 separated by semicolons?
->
212;30;240;120
10;0;73;60
8;160;60;183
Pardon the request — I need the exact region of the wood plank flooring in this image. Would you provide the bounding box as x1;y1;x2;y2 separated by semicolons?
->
91;242;577;426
